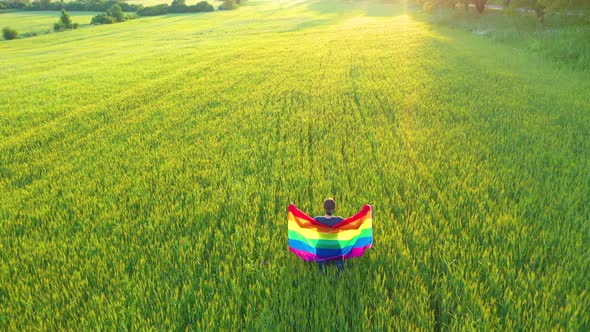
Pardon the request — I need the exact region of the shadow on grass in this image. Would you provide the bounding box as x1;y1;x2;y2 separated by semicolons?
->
287;18;338;31
306;0;408;17
271;0;412;33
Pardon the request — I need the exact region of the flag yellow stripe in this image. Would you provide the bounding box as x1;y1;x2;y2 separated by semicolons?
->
288;219;372;241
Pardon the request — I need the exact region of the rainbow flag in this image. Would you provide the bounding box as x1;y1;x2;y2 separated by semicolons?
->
288;204;373;262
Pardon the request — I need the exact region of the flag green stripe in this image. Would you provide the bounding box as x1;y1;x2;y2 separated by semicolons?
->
288;228;373;249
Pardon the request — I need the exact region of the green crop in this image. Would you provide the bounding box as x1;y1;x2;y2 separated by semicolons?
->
1;0;589;330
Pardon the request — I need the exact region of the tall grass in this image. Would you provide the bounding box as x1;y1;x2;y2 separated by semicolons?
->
1;0;589;329
424;7;590;72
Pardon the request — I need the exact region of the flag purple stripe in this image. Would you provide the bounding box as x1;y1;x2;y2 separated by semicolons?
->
289;244;372;262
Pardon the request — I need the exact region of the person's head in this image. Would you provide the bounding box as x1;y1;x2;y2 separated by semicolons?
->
323;198;336;216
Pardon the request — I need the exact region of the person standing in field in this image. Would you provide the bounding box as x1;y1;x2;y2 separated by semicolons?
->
314;198;345;273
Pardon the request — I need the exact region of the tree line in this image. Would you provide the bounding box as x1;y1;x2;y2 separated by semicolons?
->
1;0;240;12
137;0;215;16
0;0;141;12
137;0;241;15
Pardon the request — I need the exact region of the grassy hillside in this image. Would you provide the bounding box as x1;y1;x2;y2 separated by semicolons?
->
1;0;589;330
0;11;97;38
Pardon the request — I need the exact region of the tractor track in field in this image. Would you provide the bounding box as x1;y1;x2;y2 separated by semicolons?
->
344;42;395;200
344;30;456;330
304;36;331;206
343;35;449;328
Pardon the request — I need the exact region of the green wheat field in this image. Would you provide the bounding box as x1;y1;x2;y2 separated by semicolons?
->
1;0;589;330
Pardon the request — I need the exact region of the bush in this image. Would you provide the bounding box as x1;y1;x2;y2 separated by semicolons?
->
20;31;39;38
91;4;129;24
3;26;18;40
91;14;117;24
188;1;214;12
137;4;169;16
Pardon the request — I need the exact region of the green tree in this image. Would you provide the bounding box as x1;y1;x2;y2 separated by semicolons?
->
54;9;78;31
6;0;29;9
91;13;117;24
2;27;18;40
59;8;72;26
39;0;51;10
191;1;214;12
107;4;125;22
170;0;187;12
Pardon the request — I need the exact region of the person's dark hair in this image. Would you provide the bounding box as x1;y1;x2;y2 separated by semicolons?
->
323;198;336;216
